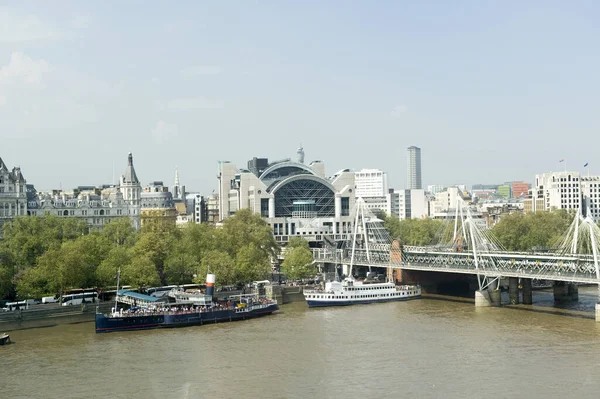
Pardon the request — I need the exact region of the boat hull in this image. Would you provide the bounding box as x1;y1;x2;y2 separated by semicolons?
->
95;304;279;333
305;294;420;308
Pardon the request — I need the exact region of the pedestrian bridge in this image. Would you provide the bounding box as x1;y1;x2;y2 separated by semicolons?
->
309;198;600;318
312;247;600;285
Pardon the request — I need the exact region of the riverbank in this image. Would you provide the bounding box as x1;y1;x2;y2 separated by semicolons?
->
0;286;308;332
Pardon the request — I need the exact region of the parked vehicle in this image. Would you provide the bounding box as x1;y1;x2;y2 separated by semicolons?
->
42;296;58;304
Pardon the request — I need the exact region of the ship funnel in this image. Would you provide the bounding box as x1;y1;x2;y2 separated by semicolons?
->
206;273;216;297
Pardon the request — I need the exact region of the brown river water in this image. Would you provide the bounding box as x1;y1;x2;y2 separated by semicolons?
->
3;287;600;399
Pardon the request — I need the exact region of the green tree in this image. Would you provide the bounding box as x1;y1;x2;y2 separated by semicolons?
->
123;255;161;289
384;216;443;246
130;230;176;286
101;217;137;247
281;237;315;280
195;250;235;287
491;209;573;251
234;244;271;284
96;246;131;288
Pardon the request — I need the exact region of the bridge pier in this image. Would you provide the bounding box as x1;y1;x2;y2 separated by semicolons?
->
508;277;519;305
596;304;600;322
475;288;501;307
521;278;533;305
553;282;579;303
568;283;579;302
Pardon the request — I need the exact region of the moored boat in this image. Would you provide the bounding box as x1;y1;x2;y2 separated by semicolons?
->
0;333;11;345
303;278;421;307
95;272;278;333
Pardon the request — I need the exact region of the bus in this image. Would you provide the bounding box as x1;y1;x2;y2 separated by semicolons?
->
61;292;99;306
145;285;179;298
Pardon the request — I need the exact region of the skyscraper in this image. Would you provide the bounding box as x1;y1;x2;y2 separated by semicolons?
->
407;146;422;189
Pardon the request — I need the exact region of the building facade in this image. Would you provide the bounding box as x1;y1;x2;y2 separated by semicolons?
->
0;157;28;228
407;146;422;190
140;181;177;230
511;181;530;198
218;153;356;243
386;189;429;220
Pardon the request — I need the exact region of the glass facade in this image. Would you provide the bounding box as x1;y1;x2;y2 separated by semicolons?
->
274;179;335;217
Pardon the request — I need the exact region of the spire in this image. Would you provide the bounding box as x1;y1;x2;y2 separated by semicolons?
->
0;157;7;172
123;152;139;184
175;166;180;187
297;144;305;164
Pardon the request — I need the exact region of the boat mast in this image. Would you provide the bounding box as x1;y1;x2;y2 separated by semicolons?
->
114;267;121;311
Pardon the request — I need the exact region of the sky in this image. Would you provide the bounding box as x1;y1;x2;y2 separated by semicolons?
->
1;1;599;194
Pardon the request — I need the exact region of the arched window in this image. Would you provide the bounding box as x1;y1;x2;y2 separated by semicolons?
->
274;178;335;217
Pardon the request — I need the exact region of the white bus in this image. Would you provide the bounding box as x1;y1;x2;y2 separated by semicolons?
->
61;292;99;306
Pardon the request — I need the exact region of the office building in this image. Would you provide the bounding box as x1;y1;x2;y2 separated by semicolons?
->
407;146;422;189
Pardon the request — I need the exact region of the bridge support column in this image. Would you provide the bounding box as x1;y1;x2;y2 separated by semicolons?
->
488;287;501;306
475;288;501;307
554;282;579;303
508;277;519;305
568;283;579;302
521;278;533;305
475;290;491;307
596;303;600;322
553;282;569;303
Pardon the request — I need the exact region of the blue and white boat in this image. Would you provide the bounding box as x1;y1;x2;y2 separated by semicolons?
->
303;278;421;307
95;272;278;333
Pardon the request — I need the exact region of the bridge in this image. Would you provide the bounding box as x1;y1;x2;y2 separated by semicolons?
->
312;198;600;319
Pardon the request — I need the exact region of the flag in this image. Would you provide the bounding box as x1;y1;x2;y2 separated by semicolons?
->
559;159;565;163
584;162;589;167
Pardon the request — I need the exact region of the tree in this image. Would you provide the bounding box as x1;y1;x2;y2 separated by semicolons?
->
130;230;176;286
384;216;443;246
101;217;137;247
123;255;161;289
0;215;87;273
96;246;131;288
195;250;236;287
281;237;316;280
234;244;271;284
491;210;573;251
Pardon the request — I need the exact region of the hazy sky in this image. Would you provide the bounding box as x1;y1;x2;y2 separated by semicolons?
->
1;1;599;194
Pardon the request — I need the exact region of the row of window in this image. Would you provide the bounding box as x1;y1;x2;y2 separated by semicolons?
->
306;291;415;299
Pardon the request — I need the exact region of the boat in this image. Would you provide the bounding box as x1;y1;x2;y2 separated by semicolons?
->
95;272;278;333
303;278;421;307
0;333;11;345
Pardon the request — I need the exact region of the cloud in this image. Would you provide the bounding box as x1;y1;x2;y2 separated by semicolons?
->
165;97;224;110
152;120;179;144
0;52;52;87
180;65;222;78
0;7;64;42
390;104;408;118
0;95;6;106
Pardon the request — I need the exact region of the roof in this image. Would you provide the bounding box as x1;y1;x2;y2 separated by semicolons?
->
117;290;161;302
123;153;140;184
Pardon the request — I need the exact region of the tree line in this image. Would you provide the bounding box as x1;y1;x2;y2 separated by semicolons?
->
0;209;288;300
381;209;575;252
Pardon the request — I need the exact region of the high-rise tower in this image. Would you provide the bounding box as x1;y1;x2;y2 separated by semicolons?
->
407;146;422;189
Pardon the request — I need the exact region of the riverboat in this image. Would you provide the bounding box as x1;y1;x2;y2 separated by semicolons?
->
95;273;278;333
303;278;421;307
0;333;11;345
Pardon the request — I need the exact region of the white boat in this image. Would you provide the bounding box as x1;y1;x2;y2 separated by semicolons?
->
303;278;421;307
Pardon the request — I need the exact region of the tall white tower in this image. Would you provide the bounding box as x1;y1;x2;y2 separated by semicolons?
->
120;153;141;203
407;146;422;190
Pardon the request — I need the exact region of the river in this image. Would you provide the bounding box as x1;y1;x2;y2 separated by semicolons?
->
3;287;600;399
